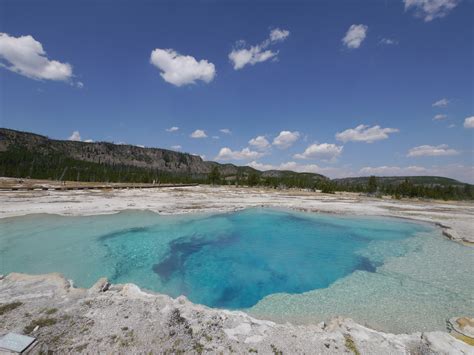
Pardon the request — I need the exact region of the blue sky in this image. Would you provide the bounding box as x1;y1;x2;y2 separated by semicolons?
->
0;0;473;182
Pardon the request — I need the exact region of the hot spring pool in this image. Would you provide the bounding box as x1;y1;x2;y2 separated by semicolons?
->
0;208;472;333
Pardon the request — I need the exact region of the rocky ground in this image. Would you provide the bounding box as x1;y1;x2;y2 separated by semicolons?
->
1;273;472;354
1;184;473;353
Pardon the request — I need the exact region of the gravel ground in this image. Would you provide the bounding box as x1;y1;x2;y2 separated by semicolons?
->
1;273;472;354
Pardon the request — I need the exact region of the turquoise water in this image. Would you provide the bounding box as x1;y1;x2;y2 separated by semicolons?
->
1;208;472;332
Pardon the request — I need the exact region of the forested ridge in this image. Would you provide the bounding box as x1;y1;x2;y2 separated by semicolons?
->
1;128;472;200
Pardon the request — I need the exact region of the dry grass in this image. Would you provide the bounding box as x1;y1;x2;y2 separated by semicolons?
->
0;301;23;315
453;334;474;346
344;334;360;355
24;317;57;334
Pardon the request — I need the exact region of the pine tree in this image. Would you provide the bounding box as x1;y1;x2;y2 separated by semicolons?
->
367;176;377;193
208;166;221;185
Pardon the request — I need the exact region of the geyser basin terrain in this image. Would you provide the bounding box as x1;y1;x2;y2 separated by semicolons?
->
0;208;472;333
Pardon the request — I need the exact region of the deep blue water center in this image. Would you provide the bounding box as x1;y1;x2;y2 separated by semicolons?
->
95;209;426;309
0;208;430;309
150;214;377;308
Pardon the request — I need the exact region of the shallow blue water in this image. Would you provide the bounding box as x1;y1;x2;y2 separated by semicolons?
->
0;208;431;309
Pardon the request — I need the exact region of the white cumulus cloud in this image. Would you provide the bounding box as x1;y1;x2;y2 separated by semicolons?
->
0;32;74;82
150;48;215;87
190;129;207;138
220;128;232;134
432;98;449;107
166;126;179;132
215;147;264;161
335;124;399;143
272;131;300;149
229;28;290;70
404;0;460;21
342;24;368;49
248;135;270;150
407;144;459;157
293;143;343;160
463;116;474;128
68;131;81;141
171;145;182;150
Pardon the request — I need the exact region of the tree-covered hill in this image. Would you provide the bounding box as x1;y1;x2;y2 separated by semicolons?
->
0;128;327;186
334;176;465;187
333;175;473;200
0;128;471;199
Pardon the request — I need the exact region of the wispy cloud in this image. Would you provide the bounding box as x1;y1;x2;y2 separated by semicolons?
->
432;98;449;107
342;24;368;49
433;114;448;121
407;144;459;157
228;28;290;70
379;38;399;45
166;126;179;132
269;28;290;42
404;0;460;21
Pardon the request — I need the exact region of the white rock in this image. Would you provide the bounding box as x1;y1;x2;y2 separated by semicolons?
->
421;332;474;355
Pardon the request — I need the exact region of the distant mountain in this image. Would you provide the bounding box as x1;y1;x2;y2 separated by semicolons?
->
334;176;466;187
0;128;327;184
0;128;468;191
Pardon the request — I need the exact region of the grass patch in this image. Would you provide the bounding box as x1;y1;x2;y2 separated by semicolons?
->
0;301;23;315
270;344;283;355
344;335;360;355
75;344;88;352
24;318;57;334
193;342;204;354
43;307;58;315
